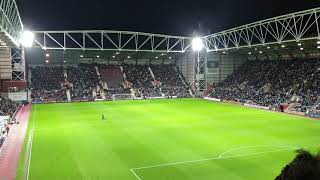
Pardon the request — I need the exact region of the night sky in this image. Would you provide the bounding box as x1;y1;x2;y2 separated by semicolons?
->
16;0;320;36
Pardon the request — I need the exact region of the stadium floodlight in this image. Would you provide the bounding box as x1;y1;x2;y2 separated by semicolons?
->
96;55;100;58
317;45;320;49
298;43;302;46
45;60;49;63
192;37;203;51
281;45;285;48
248;52;252;55
317;41;320;45
21;31;35;47
259;51;263;54
80;55;84;58
169;57;172;59
155;56;158;59
112;56;115;58
300;47;304;50
46;53;50;57
127;56;131;59
267;46;271;49
63;60;66;63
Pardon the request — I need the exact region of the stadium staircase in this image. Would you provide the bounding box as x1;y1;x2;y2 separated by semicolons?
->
66;90;71;102
148;67;156;80
174;66;188;87
100;88;106;100
63;68;68;79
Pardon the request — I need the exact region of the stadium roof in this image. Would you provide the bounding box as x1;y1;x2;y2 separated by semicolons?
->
17;0;319;36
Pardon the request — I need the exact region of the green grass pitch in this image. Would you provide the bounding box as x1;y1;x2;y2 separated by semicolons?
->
17;99;320;180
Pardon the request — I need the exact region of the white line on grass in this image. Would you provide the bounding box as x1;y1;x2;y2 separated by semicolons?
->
217;145;300;158
130;168;142;180
26;102;37;180
130;144;320;180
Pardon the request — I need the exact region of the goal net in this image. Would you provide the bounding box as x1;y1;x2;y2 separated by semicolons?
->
112;94;134;101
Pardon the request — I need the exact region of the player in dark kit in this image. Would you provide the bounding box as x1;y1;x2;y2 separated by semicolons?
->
102;113;106;122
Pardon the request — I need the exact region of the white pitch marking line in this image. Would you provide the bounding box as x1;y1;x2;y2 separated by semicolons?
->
27;102;37;180
131;144;320;172
217;145;300;158
130;168;142;180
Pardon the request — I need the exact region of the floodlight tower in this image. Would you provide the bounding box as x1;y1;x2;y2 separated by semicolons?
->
192;37;207;96
10;31;35;81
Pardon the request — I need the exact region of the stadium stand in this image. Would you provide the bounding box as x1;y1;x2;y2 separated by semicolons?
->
209;59;320;118
30;66;67;102
98;65;124;89
67;64;99;101
122;64;162;98
150;64;191;97
0;96;18;117
30;63;191;102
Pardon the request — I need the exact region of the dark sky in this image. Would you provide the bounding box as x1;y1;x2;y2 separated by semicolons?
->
16;0;320;36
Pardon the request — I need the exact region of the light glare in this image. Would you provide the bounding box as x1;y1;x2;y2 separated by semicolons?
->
192;37;203;51
21;31;35;47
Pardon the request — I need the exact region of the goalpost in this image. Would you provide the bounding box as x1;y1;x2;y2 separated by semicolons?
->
112;94;134;101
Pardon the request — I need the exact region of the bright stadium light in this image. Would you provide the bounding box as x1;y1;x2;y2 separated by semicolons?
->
46;53;50;57
80;55;84;58
192;37;203;51
21;31;35;47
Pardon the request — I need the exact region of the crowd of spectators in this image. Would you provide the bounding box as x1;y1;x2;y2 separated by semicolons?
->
67;64;99;101
151;64;191;97
122;65;161;97
0;96;18;116
210;59;320;117
31;89;67;103
31;63;191;102
104;88;131;100
31;66;67;103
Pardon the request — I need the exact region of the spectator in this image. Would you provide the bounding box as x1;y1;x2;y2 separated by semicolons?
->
275;149;320;180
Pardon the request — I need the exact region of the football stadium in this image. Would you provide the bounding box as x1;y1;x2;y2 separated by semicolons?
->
0;0;320;180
